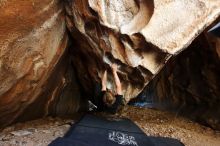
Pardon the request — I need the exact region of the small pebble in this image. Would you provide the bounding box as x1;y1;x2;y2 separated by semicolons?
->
53;131;60;136
11;130;32;136
2;135;12;141
42;130;51;134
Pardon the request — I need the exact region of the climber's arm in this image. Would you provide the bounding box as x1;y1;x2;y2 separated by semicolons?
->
111;64;122;95
101;70;107;91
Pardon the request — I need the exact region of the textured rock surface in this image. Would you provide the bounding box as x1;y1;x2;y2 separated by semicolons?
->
65;0;220;101
131;33;220;130
0;0;69;127
1;0;220;130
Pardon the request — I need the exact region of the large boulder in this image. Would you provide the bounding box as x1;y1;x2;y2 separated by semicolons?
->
65;0;220;101
131;32;220;130
0;0;220;129
0;0;69;127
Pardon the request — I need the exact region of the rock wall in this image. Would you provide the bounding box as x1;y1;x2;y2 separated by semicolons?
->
65;0;220;102
131;32;220;130
0;0;69;127
0;0;220;129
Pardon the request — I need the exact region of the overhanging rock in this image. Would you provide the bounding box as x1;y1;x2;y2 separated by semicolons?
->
65;0;220;101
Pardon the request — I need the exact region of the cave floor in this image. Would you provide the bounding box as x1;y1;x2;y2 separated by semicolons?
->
0;106;220;146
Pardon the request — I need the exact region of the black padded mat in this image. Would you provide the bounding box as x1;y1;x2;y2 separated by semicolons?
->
49;114;184;146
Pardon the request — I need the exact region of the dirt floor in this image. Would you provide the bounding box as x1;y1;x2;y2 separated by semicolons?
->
0;106;220;146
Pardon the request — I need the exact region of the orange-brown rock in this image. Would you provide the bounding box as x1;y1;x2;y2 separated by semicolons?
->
1;0;220;129
0;0;68;127
65;0;220;102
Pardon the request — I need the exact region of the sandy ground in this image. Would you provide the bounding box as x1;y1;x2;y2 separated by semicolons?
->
0;106;220;146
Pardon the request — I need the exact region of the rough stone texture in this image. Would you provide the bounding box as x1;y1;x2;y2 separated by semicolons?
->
65;0;220;102
216;38;220;57
0;0;71;127
1;0;220;130
131;33;220;130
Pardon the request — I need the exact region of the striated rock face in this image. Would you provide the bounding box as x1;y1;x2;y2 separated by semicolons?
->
131;33;220;130
65;0;220;102
0;0;69;127
0;0;220;129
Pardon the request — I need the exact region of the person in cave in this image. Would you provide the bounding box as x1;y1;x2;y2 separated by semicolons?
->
93;63;123;114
